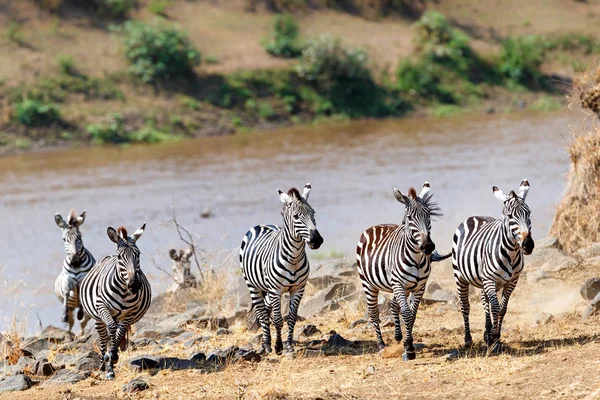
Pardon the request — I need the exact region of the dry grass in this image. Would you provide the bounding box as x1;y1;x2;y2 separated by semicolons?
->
1;315;25;366
550;64;600;253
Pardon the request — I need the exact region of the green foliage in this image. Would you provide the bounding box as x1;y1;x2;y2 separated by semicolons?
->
88;114;173;144
530;94;562;112
11;75;123;104
264;14;303;58
14;100;60;127
56;54;76;75
118;21;201;83
546;33;600;55
14;138;32;149
99;0;135;18
499;36;546;85
148;0;170;16
395;59;456;103
6;21;24;44
431;104;464;117
205;55;220;65
130;125;172;143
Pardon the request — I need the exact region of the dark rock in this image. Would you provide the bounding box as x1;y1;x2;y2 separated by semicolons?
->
183;335;211;349
41;369;89;386
216;328;231;336
33;360;55;377
157;357;198;370
189;352;206;364
131;338;159;349
134;327;185;341
249;333;263;346
485;107;496;114
299;324;321;337
302;349;323;358
175;331;196;342
20;337;51;355
425;282;442;296
159;337;178;347
40;325;74;343
129;356;160;372
581;278;600;301
76;357;99;373
326;332;352;348
0;374;32;393
123;378;149;393
348;319;367;329
206;346;239;365
445;349;460;362
233;347;261;363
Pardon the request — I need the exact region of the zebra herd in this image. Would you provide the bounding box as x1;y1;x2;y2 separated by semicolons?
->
53;179;534;379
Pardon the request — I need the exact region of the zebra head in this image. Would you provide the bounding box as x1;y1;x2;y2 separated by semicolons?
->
493;179;534;255
107;223;146;294
278;183;323;250
393;182;441;256
55;209;86;264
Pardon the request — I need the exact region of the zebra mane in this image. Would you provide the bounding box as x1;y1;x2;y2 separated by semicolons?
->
420;193;443;220
287;187;302;200
117;226;128;239
67;209;77;226
408;187;417;199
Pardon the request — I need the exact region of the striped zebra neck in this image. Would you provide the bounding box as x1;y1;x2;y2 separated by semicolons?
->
276;223;306;266
64;248;94;271
497;217;520;254
398;224;427;267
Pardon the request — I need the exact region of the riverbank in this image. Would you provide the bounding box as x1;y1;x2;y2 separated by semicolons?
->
2;238;600;399
0;0;592;155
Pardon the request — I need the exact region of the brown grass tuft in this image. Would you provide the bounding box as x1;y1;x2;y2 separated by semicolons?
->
2;315;25;365
550;63;600;253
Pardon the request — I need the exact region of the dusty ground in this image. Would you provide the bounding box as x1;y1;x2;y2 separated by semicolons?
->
4;257;600;400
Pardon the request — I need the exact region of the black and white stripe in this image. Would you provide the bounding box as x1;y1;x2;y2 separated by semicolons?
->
452;179;534;351
80;223;151;380
239;183;323;355
54;209;95;335
356;182;449;360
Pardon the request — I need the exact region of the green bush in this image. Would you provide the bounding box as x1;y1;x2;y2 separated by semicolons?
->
56;54;76;75
499;36;546;85
130;126;171;143
15;100;61;127
263;14;303;58
99;0;135;18
118;21;201;83
148;0;169;16
87;114;129;144
395;59;456;103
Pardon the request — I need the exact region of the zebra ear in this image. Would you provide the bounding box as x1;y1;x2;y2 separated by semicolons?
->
74;210;86;227
107;227;121;244
493;186;508;203
393;188;409;205
302;183;311;201
55;214;68;229
132;222;146;243
183;247;194;260
169;249;179;261
419;182;431;199
518;179;530;200
278;190;292;204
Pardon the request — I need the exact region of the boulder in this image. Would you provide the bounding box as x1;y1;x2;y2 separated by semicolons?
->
156;357;198;370
300;282;358;318
326;332;352;349
189;352;206;364
123;378;149;393
310;262;355;279
183;336;211;349
576;243;600;260
424;289;457;304
581;278;600;301
206;346;239;365
76;357;99;373
147;288;203;315
526;239;580;272
129;356;160;372
348;319;367;329
156;305;210;329
134;327;185;341
226;273;251;310
298;324;321;338
216;328;231;336
232;347;261;363
526;269;548;284
41;369;89;386
0;374;32;393
425;282;442;296
533;312;554;326
40;325;74;343
32;360;55;377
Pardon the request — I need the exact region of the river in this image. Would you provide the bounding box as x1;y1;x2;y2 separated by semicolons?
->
0;111;572;333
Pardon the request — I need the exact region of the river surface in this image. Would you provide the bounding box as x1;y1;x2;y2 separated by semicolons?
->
0;111;573;333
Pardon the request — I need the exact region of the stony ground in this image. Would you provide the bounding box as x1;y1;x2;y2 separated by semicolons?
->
2;238;600;399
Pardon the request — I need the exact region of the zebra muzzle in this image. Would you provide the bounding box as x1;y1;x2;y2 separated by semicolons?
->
522;234;534;255
307;230;323;250
420;238;435;255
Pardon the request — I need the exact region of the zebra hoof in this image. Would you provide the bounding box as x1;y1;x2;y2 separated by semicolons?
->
377;342;386;352
489;341;502;355
77;308;84;321
402;352;416;362
274;341;284;355
258;346;272;355
61;313;68;324
106;372;115;380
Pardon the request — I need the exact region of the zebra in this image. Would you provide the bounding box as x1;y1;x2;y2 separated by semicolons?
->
54;209;95;335
240;183;323;355
356;182;449;361
452;179;534;352
80;223;151;380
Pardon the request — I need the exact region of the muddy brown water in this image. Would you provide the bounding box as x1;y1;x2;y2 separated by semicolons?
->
0;111;572;333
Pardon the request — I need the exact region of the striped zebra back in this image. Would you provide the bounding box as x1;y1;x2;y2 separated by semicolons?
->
80;224;151;325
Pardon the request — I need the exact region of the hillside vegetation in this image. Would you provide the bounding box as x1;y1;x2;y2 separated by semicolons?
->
0;0;598;152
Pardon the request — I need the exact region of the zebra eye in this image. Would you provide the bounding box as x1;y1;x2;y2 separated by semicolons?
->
293;214;300;220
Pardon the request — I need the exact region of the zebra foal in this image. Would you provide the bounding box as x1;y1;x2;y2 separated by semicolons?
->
240;184;323;355
356;182;449;361
452;179;534;352
80;223;151;380
54;209;95;335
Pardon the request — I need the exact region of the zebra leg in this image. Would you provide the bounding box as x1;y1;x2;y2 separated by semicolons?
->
481;291;493;345
250;287;272;354
394;285;419;361
269;292;284;355
285;286;305;353
390;297;403;343
496;279;518;348
67;309;75;333
457;279;473;348
79;312;90;337
363;283;385;350
95;320;109;372
482;280;501;354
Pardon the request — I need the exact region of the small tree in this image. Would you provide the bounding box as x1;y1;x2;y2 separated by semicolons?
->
263;14;303;58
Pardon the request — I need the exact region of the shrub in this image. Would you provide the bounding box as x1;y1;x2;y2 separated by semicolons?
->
499;36;546;85
6;21;24;44
56;54;76;75
130;126;171;143
99;0;135;18
118;21;201;83
264;14;303;58
87;114;129;144
395;59;456;103
148;0;170;16
14;100;60;127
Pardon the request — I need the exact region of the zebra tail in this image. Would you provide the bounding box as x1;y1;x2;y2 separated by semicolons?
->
430;250;451;262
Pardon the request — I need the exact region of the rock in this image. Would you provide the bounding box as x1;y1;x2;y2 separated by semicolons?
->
134;327;185;341
526;241;580;272
184;336;211;349
249;333;263;346
380;316;394;327
425;282;442;296
365;365;376;375
430;289;457;303
581;278;600;301
348;319;367;329
33;360;55;377
381;344;404;358
206;346;239;365
233;347;261;363
189;352;206;364
445;349;460;362
157;357;198;370
300;282;358;318
156;305;210;329
302;349;323;358
76;357;99;372
299;324;321;338
485;107;496;114
14;356;34;371
129;356;160;372
526;269;548;284
41;369;89;386
516;99;526;108
0;374;32;393
308;275;344;290
226;274;251;310
576;243;600;260
40;325;74;343
326;332;352;349
200;207;212;218
131;338;159;349
159;337;178;347
311;261;356;279
20;337;51;355
175;331;196;342
582;304;596;320
533;313;554;326
123;378;149;393
216;328;231;336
